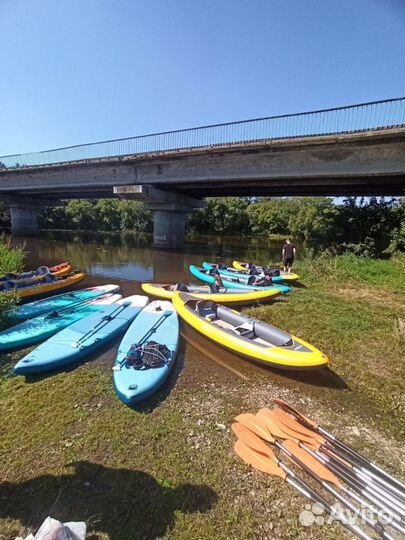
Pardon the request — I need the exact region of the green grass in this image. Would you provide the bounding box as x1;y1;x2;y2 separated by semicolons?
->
0;255;404;539
0;237;25;275
303;252;405;294
0;238;25;314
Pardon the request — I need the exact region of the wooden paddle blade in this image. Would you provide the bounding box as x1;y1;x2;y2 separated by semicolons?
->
257;408;298;440
235;413;275;443
270;409;321;447
234;440;286;479
273;399;317;428
231;422;275;458
272;409;324;444
282;440;342;487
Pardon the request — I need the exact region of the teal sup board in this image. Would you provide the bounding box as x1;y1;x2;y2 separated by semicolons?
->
0;293;122;351
14;295;149;375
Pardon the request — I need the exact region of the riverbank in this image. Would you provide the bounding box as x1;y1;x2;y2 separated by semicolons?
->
0;255;404;539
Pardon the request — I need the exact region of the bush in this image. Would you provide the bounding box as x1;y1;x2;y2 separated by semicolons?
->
0;237;24;275
0;237;25;313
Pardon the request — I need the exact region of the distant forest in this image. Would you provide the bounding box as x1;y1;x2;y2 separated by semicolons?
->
0;197;403;257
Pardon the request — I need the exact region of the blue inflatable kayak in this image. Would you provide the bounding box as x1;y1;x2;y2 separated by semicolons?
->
0;265;50;283
113;300;179;405
0;293;122;352
202;261;284;283
189;265;291;293
5;284;120;321
13;295;149;375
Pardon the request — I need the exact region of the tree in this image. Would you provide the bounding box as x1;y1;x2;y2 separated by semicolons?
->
288;198;338;244
247;198;300;235
120;201;153;232
388;199;405;253
187;197;250;235
65;200;98;230
95;199;122;230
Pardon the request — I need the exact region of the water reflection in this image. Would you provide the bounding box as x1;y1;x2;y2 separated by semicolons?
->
15;231;303;286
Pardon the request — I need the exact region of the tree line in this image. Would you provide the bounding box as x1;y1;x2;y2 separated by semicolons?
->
188;197;405;256
0;197;403;257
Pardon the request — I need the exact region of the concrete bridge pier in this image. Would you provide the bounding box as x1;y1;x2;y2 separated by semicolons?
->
1;195;62;237
114;185;205;249
10;203;39;236
152;209;186;249
10;205;39;236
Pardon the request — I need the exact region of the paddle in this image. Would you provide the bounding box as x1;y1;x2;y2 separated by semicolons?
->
272;402;405;504
44;293;115;319
273;399;405;495
114;310;172;369
73;302;130;348
267;408;405;532
301;442;405;535
233;437;374;540
258;409;322;446
234;417;395;539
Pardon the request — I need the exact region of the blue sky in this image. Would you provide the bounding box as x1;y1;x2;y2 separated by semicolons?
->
0;0;404;155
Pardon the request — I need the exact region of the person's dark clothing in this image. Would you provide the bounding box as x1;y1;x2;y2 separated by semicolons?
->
282;243;295;264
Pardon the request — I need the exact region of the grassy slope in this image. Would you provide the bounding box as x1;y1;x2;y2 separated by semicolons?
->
0;255;404;540
246;254;405;435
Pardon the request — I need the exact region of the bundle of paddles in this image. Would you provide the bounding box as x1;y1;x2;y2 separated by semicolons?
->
233;400;405;540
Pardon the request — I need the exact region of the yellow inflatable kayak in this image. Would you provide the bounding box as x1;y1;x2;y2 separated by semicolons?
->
233;261;300;281
173;292;329;370
0;261;71;283
141;282;281;306
0;271;86;299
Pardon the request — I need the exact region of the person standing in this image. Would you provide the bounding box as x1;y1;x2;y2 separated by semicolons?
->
209;270;224;293
282;239;296;273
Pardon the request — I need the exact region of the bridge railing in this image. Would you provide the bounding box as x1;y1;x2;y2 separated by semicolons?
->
1;97;404;169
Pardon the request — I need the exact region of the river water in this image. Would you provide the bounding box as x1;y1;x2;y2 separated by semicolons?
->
10;232;331;392
18;231;301;291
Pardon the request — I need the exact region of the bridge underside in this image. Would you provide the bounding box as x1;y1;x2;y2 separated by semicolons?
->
5;172;404;199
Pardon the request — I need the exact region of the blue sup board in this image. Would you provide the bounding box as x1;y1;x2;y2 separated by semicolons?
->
13;295;149;375
6;284;120;321
0;293;122;351
113;300;179;405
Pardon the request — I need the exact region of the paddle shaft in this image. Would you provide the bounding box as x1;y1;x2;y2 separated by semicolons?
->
75;303;129;347
274;401;405;498
322;440;405;503
278;461;374;540
318;426;405;493
302;444;405;535
275;441;391;540
321;448;405;518
302;443;405;531
118;310;171;366
44;293;114;318
318;442;405;511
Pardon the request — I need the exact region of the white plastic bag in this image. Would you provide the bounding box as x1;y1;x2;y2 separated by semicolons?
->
16;516;86;540
56;522;86;540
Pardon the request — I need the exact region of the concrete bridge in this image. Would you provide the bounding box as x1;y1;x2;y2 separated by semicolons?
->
1;97;404;247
